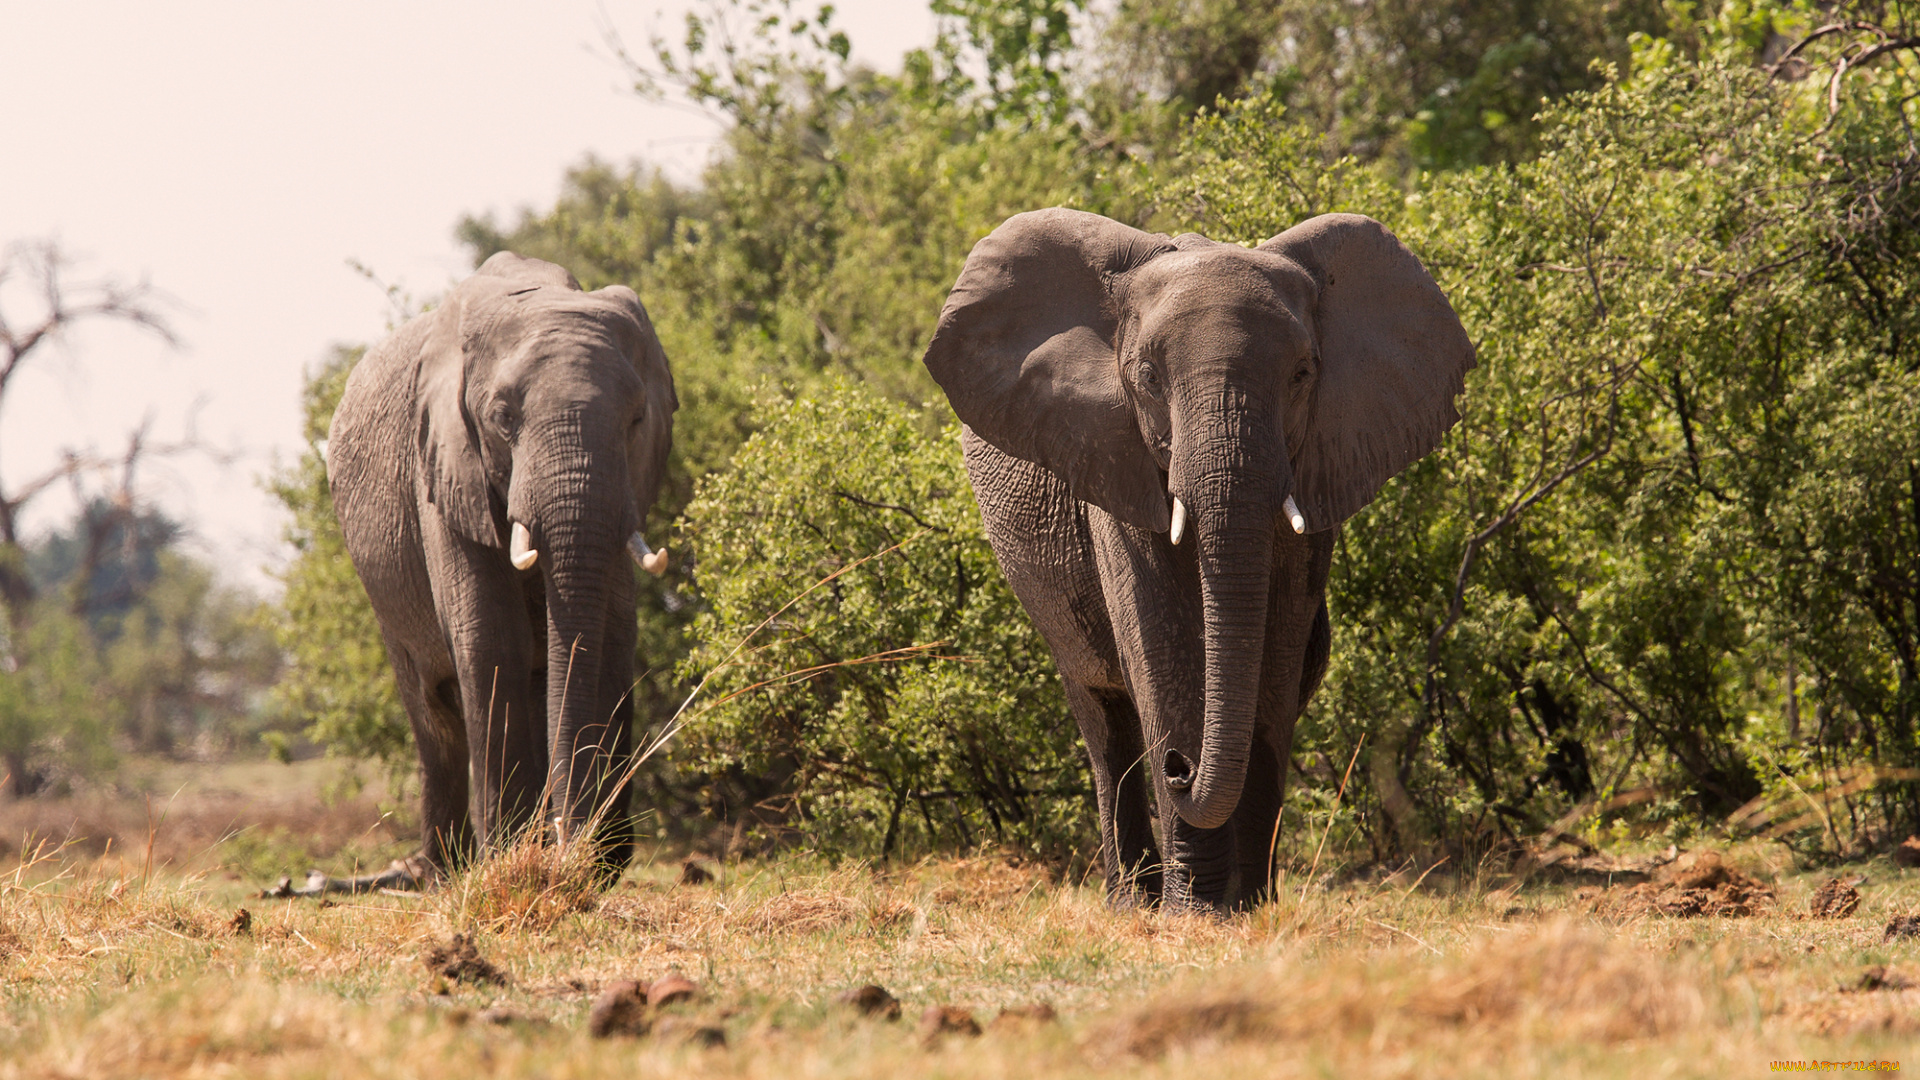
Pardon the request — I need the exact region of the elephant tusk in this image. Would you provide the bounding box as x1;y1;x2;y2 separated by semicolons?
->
509;521;540;570
1284;495;1306;534
1169;497;1187;546
628;530;669;575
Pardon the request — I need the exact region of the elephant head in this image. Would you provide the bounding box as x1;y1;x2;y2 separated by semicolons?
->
415;251;676;835
923;209;1471;830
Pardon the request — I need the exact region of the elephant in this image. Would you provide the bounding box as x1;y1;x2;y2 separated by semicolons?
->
317;251;676;893
921;209;1472;912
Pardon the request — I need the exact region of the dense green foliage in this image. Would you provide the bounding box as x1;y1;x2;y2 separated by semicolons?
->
1163;21;1920;856
267;346;409;773
0;601;106;798
675;387;1083;858
275;0;1920;862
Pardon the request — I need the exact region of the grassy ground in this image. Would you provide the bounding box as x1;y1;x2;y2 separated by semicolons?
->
2;768;1917;1078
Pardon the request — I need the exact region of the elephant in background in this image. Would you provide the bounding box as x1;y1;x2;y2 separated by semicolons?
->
321;251;675;891
922;209;1472;911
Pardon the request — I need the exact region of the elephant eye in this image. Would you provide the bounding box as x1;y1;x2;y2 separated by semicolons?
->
488;400;520;440
1138;363;1163;397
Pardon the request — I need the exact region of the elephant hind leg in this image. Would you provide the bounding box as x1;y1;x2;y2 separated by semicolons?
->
1063;680;1161;908
410;670;476;869
286;656;474;900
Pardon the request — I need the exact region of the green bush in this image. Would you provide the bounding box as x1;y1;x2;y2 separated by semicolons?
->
0;601;110;798
267;346;410;774
674;384;1087;860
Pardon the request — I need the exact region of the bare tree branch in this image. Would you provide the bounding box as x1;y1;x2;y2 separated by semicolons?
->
0;239;183;619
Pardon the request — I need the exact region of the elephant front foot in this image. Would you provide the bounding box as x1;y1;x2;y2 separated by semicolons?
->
260;853;439;899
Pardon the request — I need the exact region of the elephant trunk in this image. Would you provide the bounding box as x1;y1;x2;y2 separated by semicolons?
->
518;431;631;843
1164;399;1277;831
544;546;614;839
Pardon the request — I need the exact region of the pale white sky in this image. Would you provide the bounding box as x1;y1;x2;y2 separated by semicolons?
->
0;1;935;593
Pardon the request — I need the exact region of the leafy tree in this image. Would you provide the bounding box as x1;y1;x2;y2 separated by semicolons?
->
675;385;1085;859
1091;0;1674;170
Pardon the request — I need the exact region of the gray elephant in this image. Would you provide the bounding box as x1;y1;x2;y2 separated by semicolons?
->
320;251;675;892
922;209;1471;911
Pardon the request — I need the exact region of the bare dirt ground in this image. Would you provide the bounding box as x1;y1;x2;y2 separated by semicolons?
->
1;765;1916;1078
0;759;411;877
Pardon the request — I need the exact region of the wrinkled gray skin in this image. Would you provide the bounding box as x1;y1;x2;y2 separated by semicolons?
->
319;252;675;893
923;209;1472;912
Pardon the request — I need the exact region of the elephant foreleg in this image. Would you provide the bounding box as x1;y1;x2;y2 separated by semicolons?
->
419;676;478;866
1228;723;1291;909
1160;815;1235;912
1064;680;1161;908
585;567;640;877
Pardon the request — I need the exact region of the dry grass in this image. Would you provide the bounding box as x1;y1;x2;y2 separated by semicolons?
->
2;777;1918;1078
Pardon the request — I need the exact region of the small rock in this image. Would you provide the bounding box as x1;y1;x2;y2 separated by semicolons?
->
1894;837;1920;868
587;980;650;1038
654;1016;727;1048
1808;877;1863;919
649;973;700;1008
227;908;253;936
835;984;901;1020
988;1002;1058;1032
680;860;715;885
917;1005;982;1044
1885;912;1920;941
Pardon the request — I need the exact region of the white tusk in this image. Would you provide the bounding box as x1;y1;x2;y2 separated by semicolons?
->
1169;497;1187;546
509;521;539;570
1284;494;1306;534
628;530;669;575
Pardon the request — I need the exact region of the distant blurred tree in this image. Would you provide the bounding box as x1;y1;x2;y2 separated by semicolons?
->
0;601;108;799
0;240;177;621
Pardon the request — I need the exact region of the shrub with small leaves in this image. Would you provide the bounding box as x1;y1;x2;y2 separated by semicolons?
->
675;384;1087;860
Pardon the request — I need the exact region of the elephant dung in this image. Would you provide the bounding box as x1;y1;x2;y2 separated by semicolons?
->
917;1005;982;1045
653;1016;728;1048
587;980;650;1038
834;983;901;1020
649;974;700;1007
988;1002;1058;1032
421;933;509;986
1808;877;1864;919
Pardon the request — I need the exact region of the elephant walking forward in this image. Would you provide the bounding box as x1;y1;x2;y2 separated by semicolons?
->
324;252;675;891
923;209;1471;912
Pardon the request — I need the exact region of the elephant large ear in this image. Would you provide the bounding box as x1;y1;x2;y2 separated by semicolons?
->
597;284;677;518
922;208;1176;532
413;293;502;548
1260;214;1474;531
